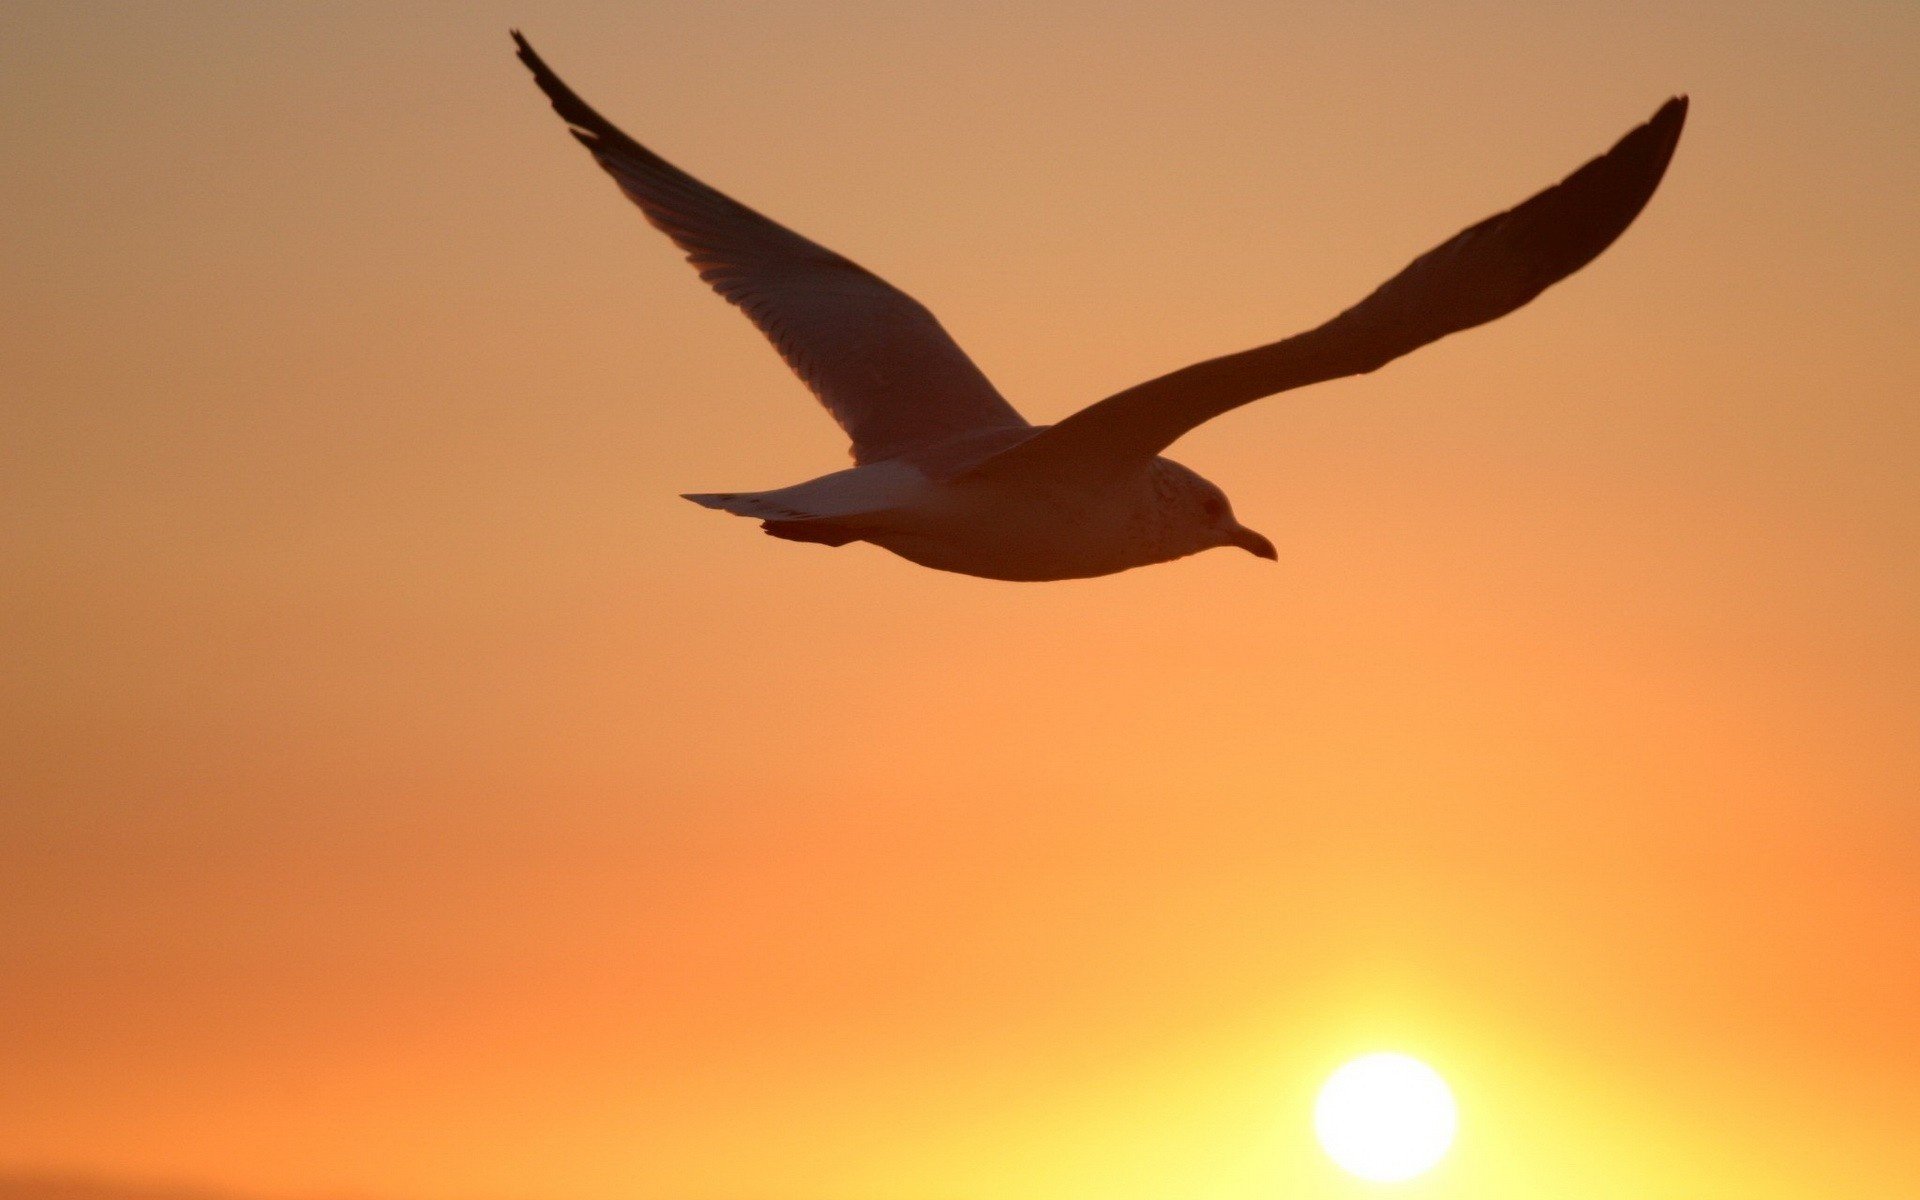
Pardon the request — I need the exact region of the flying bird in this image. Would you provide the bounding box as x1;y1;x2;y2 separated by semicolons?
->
513;32;1686;581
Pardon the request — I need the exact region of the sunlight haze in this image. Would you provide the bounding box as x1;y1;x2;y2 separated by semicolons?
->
4;3;1916;1199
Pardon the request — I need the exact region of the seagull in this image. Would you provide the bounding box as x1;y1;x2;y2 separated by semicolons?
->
513;32;1686;582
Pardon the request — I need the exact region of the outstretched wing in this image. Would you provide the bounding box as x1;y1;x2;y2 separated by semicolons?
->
978;96;1688;479
513;31;1027;464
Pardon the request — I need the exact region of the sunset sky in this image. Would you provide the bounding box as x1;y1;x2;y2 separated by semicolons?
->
4;3;1916;1198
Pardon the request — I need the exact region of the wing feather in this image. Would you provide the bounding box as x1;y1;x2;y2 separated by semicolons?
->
980;96;1688;478
513;31;1027;463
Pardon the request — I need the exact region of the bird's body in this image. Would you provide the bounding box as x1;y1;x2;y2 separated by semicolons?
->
513;31;1686;582
691;448;1254;581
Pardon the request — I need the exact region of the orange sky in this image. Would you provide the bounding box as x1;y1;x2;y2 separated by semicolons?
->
3;3;1916;1199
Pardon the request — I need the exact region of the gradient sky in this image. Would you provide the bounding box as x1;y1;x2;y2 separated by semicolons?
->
4;3;1916;1199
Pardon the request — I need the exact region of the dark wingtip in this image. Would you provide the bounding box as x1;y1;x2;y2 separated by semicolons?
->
1642;95;1689;162
1638;95;1689;191
509;28;621;152
509;28;549;90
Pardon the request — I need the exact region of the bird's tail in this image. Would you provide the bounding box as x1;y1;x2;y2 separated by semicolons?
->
681;490;818;520
683;493;867;547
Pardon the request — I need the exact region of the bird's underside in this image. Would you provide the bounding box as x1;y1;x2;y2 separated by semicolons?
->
684;451;1254;581
514;31;1687;581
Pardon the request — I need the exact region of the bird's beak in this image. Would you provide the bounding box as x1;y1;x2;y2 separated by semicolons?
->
1228;525;1278;561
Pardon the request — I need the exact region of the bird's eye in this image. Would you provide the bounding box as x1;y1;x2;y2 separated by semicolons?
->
1202;494;1225;519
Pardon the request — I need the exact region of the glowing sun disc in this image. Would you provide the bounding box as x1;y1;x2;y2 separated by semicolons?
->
1314;1053;1457;1182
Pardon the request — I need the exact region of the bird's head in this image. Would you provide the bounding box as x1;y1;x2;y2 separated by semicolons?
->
1205;490;1278;562
1158;461;1277;563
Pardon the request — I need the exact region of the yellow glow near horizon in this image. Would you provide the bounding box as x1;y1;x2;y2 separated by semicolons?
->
1314;1053;1458;1182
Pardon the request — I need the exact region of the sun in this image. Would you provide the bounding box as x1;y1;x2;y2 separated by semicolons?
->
1313;1053;1458;1182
